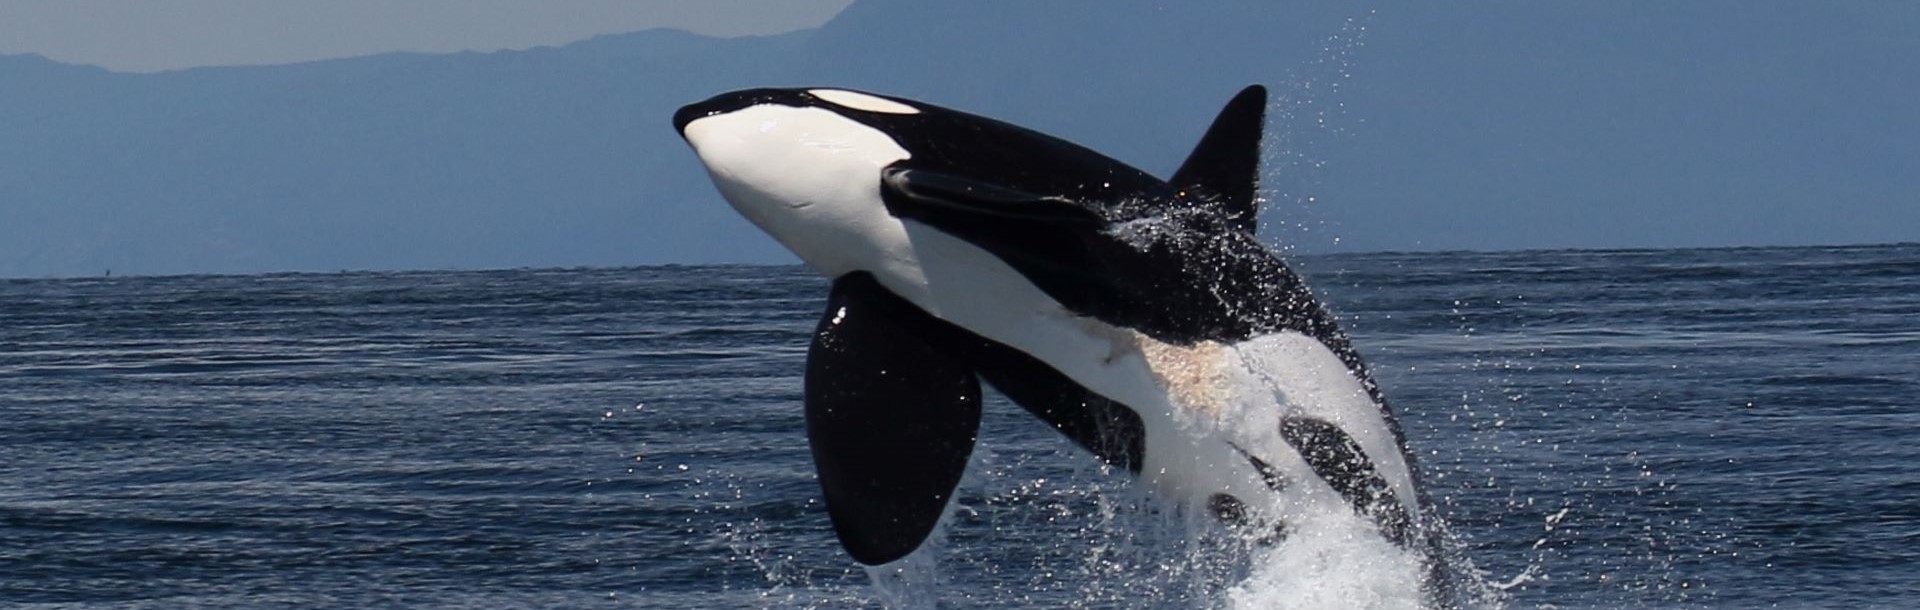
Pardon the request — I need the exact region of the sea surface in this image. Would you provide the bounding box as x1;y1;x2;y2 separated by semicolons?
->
2;244;1915;609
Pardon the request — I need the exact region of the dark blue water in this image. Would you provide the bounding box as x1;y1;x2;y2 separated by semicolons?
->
3;244;1915;609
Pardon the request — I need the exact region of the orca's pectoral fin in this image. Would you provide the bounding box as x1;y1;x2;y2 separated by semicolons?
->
805;273;983;565
878;164;1120;298
1279;415;1415;547
1170;85;1266;234
881;167;1105;226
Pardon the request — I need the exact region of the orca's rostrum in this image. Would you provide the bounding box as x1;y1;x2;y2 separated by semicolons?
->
673;86;1461;597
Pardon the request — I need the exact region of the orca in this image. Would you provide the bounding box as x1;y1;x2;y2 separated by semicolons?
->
673;86;1461;600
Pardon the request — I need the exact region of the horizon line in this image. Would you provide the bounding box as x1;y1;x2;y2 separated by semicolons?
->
7;241;1913;283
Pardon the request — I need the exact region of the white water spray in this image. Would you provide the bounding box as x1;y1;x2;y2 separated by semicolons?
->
1229;514;1428;610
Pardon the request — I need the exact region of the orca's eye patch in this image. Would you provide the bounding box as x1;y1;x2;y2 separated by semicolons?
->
808;89;921;115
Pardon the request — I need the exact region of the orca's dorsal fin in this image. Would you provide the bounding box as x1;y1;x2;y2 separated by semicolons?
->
1170;85;1267;234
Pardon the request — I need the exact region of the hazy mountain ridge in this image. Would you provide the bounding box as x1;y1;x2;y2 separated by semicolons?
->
2;1;1914;277
2;29;810;277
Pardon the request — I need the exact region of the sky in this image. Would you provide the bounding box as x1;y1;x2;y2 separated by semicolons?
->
0;0;854;72
1;1;1912;278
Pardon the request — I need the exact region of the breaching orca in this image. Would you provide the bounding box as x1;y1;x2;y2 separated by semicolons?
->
673;86;1461;600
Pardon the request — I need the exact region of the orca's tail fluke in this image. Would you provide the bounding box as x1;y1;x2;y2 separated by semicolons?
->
1170;85;1267;234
